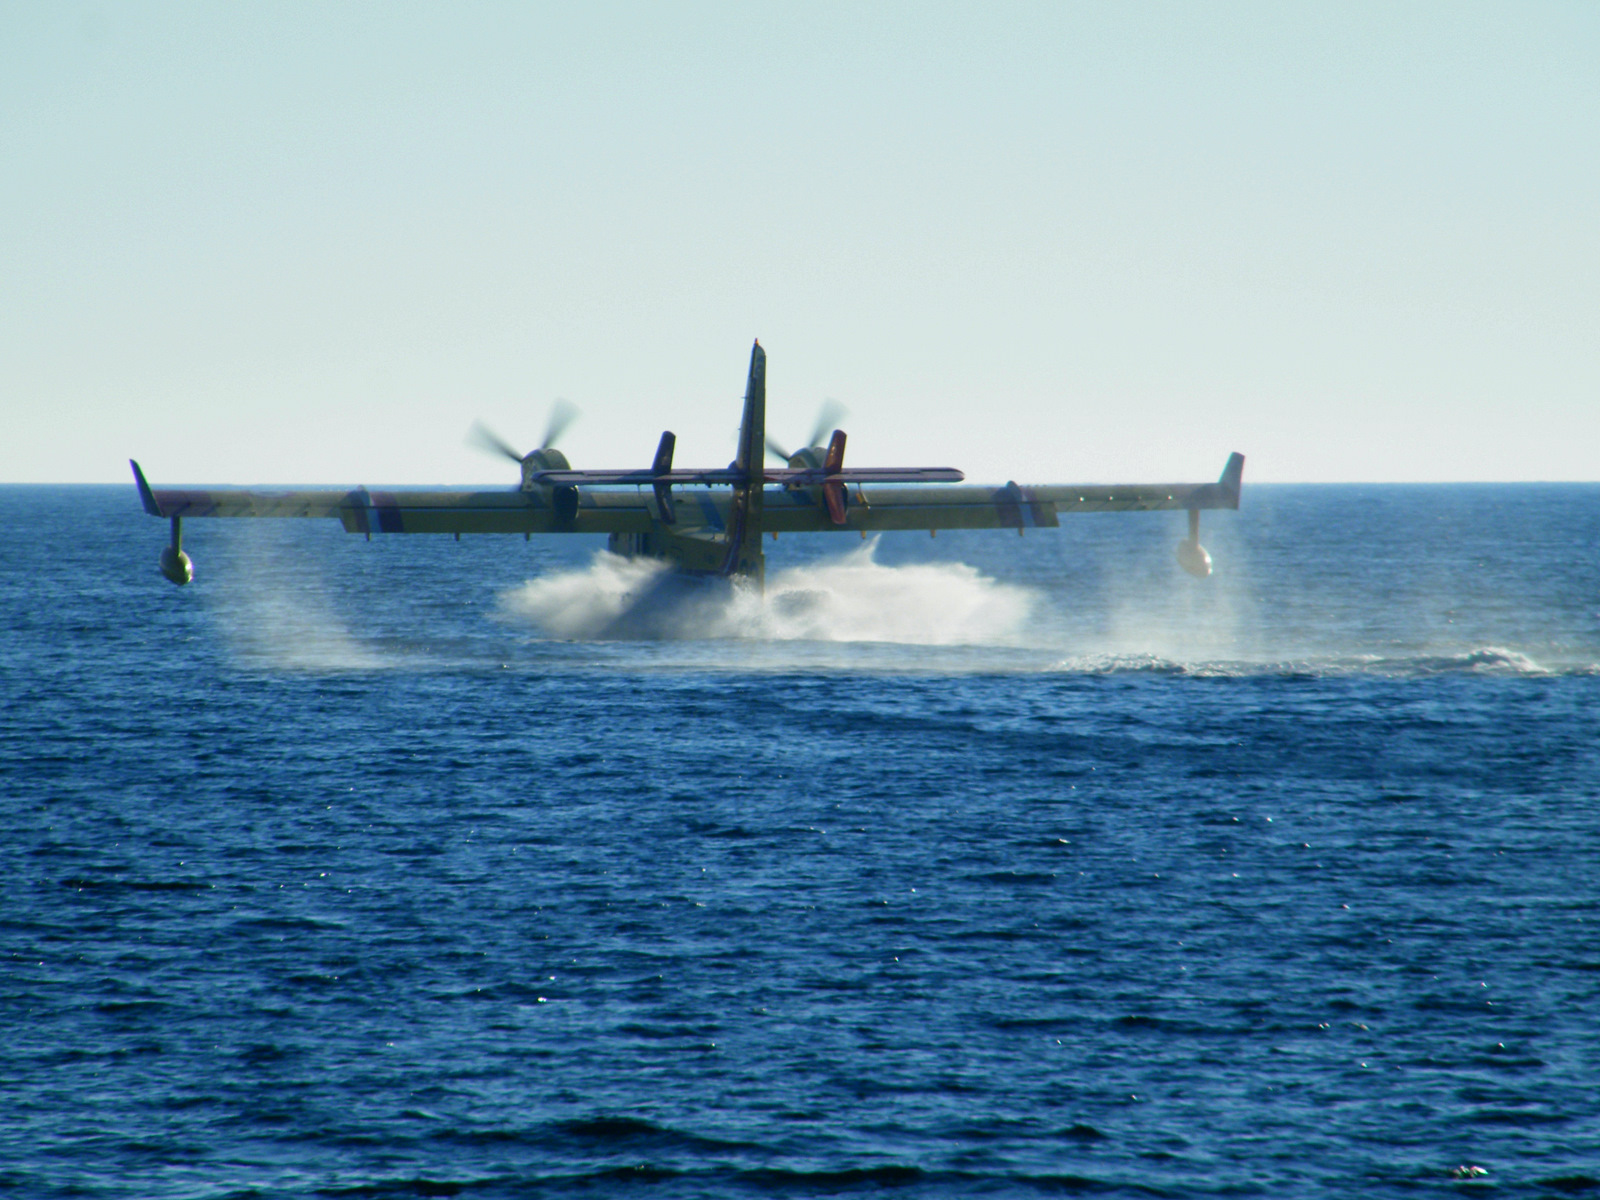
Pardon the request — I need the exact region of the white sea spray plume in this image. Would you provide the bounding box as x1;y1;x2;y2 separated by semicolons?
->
756;540;1034;643
495;550;683;640
497;539;1036;644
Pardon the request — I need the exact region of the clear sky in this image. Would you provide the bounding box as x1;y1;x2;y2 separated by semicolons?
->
3;1;1596;484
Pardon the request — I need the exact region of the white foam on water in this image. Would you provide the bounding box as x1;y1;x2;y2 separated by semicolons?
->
497;539;1037;645
1037;644;1572;679
1377;645;1555;677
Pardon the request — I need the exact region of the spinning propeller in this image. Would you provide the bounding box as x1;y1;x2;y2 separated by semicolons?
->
468;399;580;467
468;400;583;518
765;398;848;463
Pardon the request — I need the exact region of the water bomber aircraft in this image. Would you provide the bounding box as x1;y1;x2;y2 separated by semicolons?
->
131;341;1243;588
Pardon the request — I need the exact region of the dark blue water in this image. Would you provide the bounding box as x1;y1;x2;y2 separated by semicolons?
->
4;484;1599;1198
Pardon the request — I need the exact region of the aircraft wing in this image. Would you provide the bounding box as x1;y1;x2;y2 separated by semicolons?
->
133;465;658;536
763;453;1245;533
133;452;1241;537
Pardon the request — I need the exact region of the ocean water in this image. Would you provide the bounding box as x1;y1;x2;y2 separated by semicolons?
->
3;482;1599;1198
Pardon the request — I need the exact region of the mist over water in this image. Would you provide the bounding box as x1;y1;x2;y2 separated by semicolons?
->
210;547;392;672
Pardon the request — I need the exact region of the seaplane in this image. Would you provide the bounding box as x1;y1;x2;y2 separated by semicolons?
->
131;341;1243;588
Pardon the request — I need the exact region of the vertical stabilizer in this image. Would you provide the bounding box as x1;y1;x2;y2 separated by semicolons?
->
720;340;767;581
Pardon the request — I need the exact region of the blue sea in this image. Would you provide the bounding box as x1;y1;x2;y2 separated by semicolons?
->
4;482;1599;1198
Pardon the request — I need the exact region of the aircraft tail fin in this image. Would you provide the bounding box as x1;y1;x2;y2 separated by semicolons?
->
720;340;767;580
734;340;766;477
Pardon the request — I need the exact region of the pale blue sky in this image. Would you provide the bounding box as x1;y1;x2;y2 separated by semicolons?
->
3;2;1596;484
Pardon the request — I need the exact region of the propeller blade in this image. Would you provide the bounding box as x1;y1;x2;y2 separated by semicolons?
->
540;398;579;449
806;398;848;450
764;434;794;463
468;421;524;464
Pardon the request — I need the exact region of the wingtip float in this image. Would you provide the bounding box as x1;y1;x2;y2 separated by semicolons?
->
132;340;1243;588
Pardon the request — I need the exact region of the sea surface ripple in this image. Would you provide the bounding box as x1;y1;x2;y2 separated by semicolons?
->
3;483;1599;1198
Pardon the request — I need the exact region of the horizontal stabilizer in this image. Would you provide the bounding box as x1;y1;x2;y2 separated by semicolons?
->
528;466;965;487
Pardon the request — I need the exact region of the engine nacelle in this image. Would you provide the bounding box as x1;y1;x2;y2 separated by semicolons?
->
160;545;193;586
1176;537;1212;578
516;447;580;524
510;447;581;524
519;446;571;488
